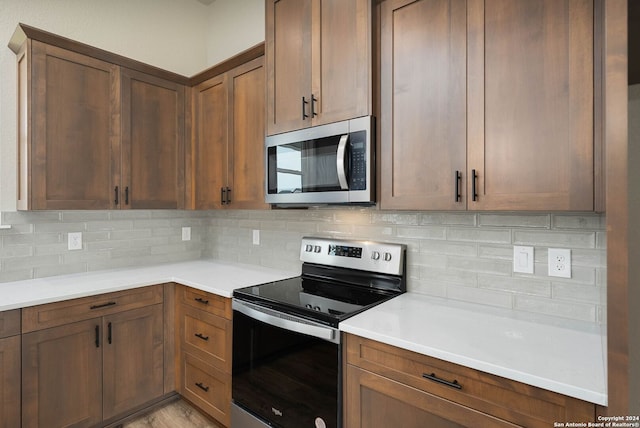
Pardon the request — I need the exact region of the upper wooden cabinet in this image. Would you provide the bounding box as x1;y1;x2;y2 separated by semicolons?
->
190;55;268;209
10;24;187;210
266;0;373;135
19;41;121;210
121;68;185;209
380;0;599;211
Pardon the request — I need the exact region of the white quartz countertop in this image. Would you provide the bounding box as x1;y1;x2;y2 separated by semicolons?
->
0;260;298;311
339;293;607;406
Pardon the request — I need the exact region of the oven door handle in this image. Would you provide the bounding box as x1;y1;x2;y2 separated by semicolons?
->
233;300;339;344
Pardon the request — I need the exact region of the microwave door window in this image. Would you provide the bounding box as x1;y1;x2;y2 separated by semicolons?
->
274;145;303;194
269;137;343;194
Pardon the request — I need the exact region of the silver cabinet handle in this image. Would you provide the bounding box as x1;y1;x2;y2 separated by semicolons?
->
232;300;338;344
336;134;349;190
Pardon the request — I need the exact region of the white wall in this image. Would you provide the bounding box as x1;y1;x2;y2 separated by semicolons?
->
205;0;265;65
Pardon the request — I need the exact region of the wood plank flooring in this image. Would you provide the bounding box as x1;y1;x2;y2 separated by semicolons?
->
123;399;224;428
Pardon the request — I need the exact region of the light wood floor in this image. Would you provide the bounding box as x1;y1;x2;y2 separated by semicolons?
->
123;400;224;428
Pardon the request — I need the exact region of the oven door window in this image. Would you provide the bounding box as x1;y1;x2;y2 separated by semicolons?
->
232;309;339;428
268;135;347;195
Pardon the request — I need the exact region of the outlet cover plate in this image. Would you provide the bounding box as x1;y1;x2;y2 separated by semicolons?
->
548;248;571;278
68;232;82;251
513;246;534;274
252;230;260;245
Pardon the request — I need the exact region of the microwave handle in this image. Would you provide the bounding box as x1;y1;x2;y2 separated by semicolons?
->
336;134;349;190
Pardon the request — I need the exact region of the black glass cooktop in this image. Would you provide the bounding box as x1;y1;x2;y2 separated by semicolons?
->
233;275;401;327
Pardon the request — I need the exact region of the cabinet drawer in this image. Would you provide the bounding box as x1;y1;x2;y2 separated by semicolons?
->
0;309;20;338
180;304;231;372
182;352;231;427
345;334;595;428
22;285;163;333
179;286;231;320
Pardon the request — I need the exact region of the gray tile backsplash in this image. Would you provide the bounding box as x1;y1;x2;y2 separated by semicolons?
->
1;208;606;324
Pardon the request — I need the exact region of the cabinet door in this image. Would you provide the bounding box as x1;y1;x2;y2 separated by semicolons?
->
22;318;103;428
192;74;228;210
266;0;312;135
0;336;20;428
345;365;519;428
102;304;164;420
121;68;185;209
380;0;467;210
467;0;594;210
311;0;371;126
31;41;120;210
228;57;269;209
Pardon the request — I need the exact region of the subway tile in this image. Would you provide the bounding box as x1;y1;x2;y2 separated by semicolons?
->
477;245;512;260
446;256;513;276
237;219;262;229
513;230;595;248
371;212;420;225
316;223;354;235
1;254;61;272
419;240;477;257
407;279;447;297
411;253;448;269
62;211;109;222
446;285;513;309
478;213;550;229
0;244;33;258
552;214;605;230
552;282;605;304
0;223;34;234
332;210;371;224
285;221;318;233
352;225;395;239
110;210;152;220
110;229;153;240
34;242;68;256
570;249;607;268
420;212;477;226
418;266;478;287
63;250;112;264
35;263;87;278
447;228;511;244
396;226;446;240
130;219;170;229
596;232;607;249
0;269;33;283
478;275;551;297
258;220;287;231
2;232;61;246
2;211;61;224
514;295;597;323
34;222;85;233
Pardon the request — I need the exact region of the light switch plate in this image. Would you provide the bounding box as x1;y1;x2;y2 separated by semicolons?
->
182;227;191;241
68;232;82;251
253;229;260;245
548;248;571;278
513;246;534;274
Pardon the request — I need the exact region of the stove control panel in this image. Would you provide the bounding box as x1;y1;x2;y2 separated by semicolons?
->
300;237;405;275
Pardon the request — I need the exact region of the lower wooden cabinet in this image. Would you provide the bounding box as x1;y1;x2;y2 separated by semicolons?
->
0;309;21;428
176;285;232;427
344;334;596;428
21;285;165;427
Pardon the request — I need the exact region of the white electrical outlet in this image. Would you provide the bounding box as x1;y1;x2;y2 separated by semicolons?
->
548;248;571;278
68;232;82;250
253;229;260;245
513;246;534;274
182;227;191;241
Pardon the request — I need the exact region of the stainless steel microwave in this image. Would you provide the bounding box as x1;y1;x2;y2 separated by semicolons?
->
265;116;374;205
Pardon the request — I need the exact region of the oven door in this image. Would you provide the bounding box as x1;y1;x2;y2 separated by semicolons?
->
232;300;341;428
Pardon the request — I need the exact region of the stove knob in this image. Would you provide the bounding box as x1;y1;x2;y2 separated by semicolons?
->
314;306;321;311
305;304;313;309
314;245;322;253
371;251;380;260
384;252;392;262
305;244;313;252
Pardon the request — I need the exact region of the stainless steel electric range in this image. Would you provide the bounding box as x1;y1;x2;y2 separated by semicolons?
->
231;237;406;428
